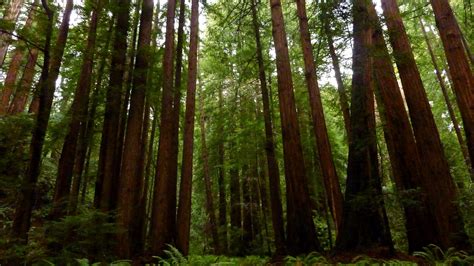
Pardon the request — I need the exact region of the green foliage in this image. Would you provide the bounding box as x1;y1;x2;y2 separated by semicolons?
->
413;244;474;265
285;251;328;265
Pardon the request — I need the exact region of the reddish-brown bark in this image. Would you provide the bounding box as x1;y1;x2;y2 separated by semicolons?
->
0;0;25;67
250;0;285;255
382;0;470;250
269;0;320;254
295;0;343;234
150;0;178;255
12;0;53;241
335;0;393;252
116;0;153;258
369;5;440;252
419;18;473;181
8;48;39;114
430;0;474;179
51;0;104;219
0;3;36;115
95;0;131;211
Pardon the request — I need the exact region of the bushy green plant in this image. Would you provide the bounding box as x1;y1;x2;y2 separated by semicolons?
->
285;251;328;265
413;244;474;265
41;209;118;264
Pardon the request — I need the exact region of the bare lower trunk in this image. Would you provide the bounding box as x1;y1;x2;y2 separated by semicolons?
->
8;48;39;114
150;0;178;255
419;18;473;181
335;0;393;252
382;0;470;250
269;0;319;254
295;0;343;233
116;0;153;258
250;0;285;255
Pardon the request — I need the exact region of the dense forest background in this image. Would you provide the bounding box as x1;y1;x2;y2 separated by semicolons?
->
0;0;473;264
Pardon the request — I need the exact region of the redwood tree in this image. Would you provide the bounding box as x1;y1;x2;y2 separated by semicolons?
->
335;0;393;252
250;0;285;255
269;0;320;254
176;0;200;255
295;0;343;233
116;0;153;258
52;0;105;219
381;0;471;250
95;0;131;211
150;0;178;254
430;0;474;177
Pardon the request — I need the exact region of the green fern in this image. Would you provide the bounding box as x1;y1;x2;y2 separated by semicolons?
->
413;244;473;265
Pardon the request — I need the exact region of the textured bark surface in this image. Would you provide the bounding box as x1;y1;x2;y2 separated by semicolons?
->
250;0;285;255
295;0;343;233
8;47;39;114
269;0;319;254
52;0;104;219
12;0;53;241
335;0;393;252
0;0;25;67
150;0;178;255
0;3;36;115
419;18;473;181
382;0;470;251
116;0;153;258
176;0;199;255
28;0;73;219
430;0;474;179
369;5;439;252
95;0;131;211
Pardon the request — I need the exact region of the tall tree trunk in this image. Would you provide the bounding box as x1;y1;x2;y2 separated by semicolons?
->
295;0;344;233
269;0;320;254
116;0;153;258
429;0;474;179
95;0;131;211
169;0;185;210
0;2;36;115
335;0;393;252
199;94;221;254
175;14;200;246
419;18;473;181
217;86;228;253
250;0;285;255
321;3;351;138
11;0;54;241
0;0;25;67
369;5;440;252
228;143;242;255
8;47;39;114
51;0;104;219
150;0;178;254
382;0;470;250
69;14;115;213
381;0;471;251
